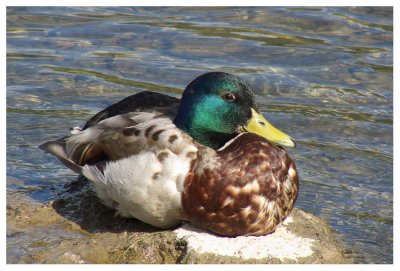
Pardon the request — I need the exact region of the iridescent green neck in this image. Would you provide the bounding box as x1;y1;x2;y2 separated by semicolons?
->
174;95;238;149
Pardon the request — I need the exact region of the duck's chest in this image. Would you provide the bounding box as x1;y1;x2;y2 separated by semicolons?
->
181;133;299;236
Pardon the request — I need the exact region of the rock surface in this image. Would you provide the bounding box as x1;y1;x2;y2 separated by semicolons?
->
7;177;352;264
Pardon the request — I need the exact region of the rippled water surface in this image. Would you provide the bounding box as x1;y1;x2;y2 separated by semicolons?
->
6;7;393;263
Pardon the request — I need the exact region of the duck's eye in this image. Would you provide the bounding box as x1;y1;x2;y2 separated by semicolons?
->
222;92;236;102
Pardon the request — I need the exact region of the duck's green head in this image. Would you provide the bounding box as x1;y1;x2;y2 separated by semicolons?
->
174;72;295;150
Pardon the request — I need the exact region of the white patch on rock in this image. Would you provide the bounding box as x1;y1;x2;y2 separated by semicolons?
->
174;217;314;261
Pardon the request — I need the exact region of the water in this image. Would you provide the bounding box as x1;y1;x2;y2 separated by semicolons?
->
6;7;393;263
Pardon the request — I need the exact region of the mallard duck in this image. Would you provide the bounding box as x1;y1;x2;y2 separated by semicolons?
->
40;72;298;236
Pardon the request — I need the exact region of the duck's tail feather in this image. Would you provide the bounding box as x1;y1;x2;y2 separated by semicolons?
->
39;140;83;174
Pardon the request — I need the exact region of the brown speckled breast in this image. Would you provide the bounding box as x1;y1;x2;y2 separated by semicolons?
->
181;133;299;236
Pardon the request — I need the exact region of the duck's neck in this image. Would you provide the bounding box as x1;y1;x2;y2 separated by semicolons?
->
174;111;236;150
174;90;240;150
182;126;235;150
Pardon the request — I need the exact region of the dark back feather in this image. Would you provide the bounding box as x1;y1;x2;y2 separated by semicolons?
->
82;91;180;129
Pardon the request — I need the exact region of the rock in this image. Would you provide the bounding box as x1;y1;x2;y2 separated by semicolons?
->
6;177;352;263
175;209;347;263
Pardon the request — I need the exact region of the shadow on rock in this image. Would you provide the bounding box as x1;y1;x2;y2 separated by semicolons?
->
51;175;164;234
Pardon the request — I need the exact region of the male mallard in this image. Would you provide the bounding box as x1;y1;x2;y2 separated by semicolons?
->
40;72;298;236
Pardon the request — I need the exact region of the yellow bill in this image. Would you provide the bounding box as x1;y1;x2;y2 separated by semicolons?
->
242;108;296;148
